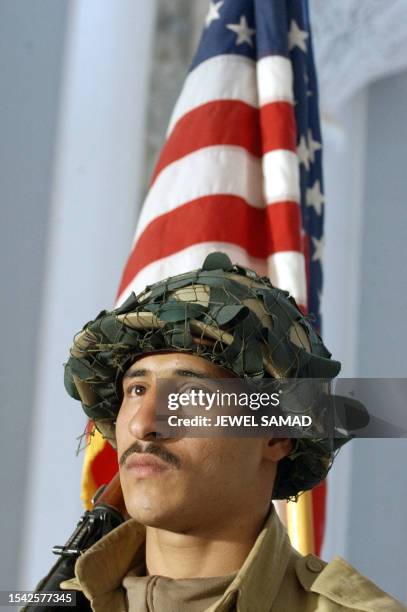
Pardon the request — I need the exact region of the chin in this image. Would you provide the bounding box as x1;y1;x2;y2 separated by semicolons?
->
125;491;178;528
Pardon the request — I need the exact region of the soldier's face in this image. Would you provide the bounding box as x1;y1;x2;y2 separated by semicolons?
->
116;352;290;532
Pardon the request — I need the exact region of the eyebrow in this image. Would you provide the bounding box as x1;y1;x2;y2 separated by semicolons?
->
123;368;210;379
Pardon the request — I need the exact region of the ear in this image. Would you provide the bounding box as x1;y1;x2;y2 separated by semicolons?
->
262;438;293;463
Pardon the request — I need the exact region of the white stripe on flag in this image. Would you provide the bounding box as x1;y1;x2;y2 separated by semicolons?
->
263;150;300;204
267;251;306;306
135;147;300;245
257;56;294;106
167;55;257;136
134;146;264;243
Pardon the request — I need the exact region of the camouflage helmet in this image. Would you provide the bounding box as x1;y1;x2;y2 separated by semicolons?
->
65;252;345;499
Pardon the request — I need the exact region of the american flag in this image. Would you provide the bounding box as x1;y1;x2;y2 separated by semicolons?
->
116;0;324;331
82;0;327;552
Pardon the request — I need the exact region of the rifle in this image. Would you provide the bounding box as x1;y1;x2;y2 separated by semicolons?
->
23;472;126;611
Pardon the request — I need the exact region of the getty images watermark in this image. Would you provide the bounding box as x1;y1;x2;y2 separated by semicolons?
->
166;387;313;428
154;378;330;438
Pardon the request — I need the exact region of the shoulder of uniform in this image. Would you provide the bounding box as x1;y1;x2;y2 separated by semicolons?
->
295;553;327;592
295;554;406;611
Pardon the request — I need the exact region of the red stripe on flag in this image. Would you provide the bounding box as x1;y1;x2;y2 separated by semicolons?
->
91;441;118;488
312;481;327;555
151;100;295;184
152;101;261;183
259;102;297;154
117;197;301;297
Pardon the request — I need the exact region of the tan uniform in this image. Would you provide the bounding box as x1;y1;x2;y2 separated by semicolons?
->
61;508;406;611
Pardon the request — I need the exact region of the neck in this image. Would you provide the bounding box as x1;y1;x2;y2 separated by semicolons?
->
145;505;271;579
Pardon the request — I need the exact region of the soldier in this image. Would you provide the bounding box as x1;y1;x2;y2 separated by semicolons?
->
60;252;405;611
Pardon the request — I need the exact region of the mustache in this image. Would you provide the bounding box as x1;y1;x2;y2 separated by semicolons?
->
119;440;181;469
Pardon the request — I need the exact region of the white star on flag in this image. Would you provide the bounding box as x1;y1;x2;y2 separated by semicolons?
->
288;20;309;53
205;1;224;28
297;135;311;171
226;15;256;47
308;129;322;163
306;180;324;215
311;236;324;262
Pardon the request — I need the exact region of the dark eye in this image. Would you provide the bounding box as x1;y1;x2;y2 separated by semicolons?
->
127;384;146;397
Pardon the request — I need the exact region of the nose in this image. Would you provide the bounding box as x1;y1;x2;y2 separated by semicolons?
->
128;385;159;441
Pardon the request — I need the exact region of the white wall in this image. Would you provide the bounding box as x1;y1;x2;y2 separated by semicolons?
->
321;74;407;604
347;71;407;604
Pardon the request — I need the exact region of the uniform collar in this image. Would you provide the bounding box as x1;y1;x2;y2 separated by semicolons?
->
66;506;293;611
73;519;146;601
